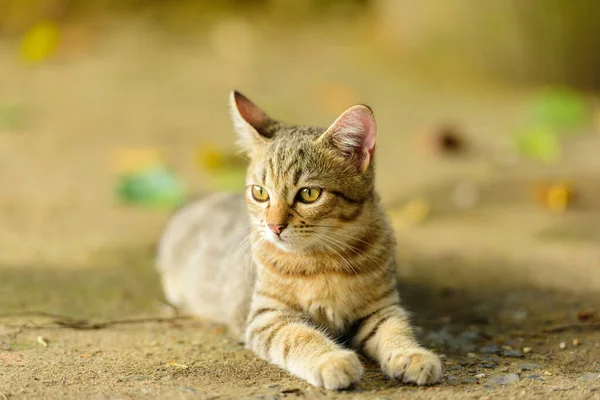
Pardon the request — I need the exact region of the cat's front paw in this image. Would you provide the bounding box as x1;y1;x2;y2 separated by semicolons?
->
383;348;442;385
308;350;363;390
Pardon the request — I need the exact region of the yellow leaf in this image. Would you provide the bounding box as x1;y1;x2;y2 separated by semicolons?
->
546;182;572;213
169;359;189;369
21;20;61;64
196;144;224;170
113;148;164;174
534;181;573;213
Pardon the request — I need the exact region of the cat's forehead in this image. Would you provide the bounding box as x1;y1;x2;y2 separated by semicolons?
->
261;126;326;164
249;131;332;185
276;124;325;137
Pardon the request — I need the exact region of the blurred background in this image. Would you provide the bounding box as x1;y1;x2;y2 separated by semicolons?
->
1;0;600;312
2;2;600;397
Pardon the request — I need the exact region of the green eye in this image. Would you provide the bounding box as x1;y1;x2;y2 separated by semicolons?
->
251;185;269;202
297;188;322;203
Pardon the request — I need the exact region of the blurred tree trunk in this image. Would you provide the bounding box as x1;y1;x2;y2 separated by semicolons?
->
374;0;600;90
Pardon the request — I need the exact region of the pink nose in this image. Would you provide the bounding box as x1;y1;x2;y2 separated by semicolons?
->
268;224;288;236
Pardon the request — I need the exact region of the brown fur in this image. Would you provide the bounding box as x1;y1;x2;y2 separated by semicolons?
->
157;91;442;390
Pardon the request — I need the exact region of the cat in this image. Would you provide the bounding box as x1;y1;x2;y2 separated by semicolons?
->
156;91;442;390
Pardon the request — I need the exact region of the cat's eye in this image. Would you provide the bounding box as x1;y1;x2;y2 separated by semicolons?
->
251;185;269;202
297;187;322;203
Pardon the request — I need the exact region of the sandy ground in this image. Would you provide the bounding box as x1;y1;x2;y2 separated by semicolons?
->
1;250;600;399
1;14;600;399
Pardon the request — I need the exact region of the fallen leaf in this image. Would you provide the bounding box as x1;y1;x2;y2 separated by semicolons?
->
514;126;561;164
21;20;61;64
112;148;164;174
534;182;573;213
36;336;48;348
530;88;589;130
169;360;189;369
115;165;187;209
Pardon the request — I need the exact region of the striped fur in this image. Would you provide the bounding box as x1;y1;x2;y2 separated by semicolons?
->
157;91;441;390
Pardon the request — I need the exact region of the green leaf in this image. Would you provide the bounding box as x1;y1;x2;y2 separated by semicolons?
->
0;103;27;130
530;88;588;131
514;125;561;164
116;164;187;209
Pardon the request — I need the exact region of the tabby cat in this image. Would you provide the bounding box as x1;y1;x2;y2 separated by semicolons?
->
157;91;442;389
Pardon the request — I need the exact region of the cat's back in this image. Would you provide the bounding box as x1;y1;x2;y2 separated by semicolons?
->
157;192;253;332
157;192;247;270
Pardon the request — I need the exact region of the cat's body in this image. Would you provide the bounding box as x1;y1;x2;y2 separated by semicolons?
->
157;192;253;338
157;91;442;390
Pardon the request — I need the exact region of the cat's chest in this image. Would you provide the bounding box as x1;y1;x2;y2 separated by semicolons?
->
294;277;361;333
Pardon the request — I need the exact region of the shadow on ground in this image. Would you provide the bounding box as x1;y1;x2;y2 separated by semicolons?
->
1;247;599;399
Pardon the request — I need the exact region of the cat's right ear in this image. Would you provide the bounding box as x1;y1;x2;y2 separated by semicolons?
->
229;90;274;154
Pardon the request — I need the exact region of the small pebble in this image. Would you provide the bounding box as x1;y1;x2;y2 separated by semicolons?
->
578;373;600;381
543;371;553;376
480;344;500;354
179;387;197;393
490;373;520;385
559;342;567;350
446;375;460;386
518;363;541;371
263;384;280;390
523;346;532;354
453;181;479;209
467;352;478;358
572;338;580;346
475;373;486;379
526;374;543;381
141;388;150;394
502;349;523;358
480;363;498;369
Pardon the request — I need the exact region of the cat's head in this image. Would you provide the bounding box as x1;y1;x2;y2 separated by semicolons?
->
230;90;377;253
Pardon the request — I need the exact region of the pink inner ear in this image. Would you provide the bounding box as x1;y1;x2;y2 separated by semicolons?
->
234;91;270;133
328;105;376;171
359;109;376;160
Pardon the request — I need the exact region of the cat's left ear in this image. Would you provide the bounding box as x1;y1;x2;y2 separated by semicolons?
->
229;90;275;154
319;104;376;172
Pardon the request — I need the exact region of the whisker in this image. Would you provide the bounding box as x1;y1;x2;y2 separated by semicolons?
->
318;233;369;258
317;238;358;275
308;226;377;249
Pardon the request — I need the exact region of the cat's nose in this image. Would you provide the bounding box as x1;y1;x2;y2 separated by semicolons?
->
268;223;288;236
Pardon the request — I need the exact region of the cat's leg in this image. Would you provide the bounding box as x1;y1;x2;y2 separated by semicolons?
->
351;304;441;385
245;295;363;390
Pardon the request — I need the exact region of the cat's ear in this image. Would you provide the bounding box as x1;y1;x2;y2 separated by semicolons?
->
319;104;376;172
229;90;274;154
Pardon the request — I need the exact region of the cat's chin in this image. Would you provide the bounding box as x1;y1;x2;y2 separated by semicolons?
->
266;236;314;254
269;239;304;253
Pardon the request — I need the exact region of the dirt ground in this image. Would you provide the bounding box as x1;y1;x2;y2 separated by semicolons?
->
1;13;600;399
